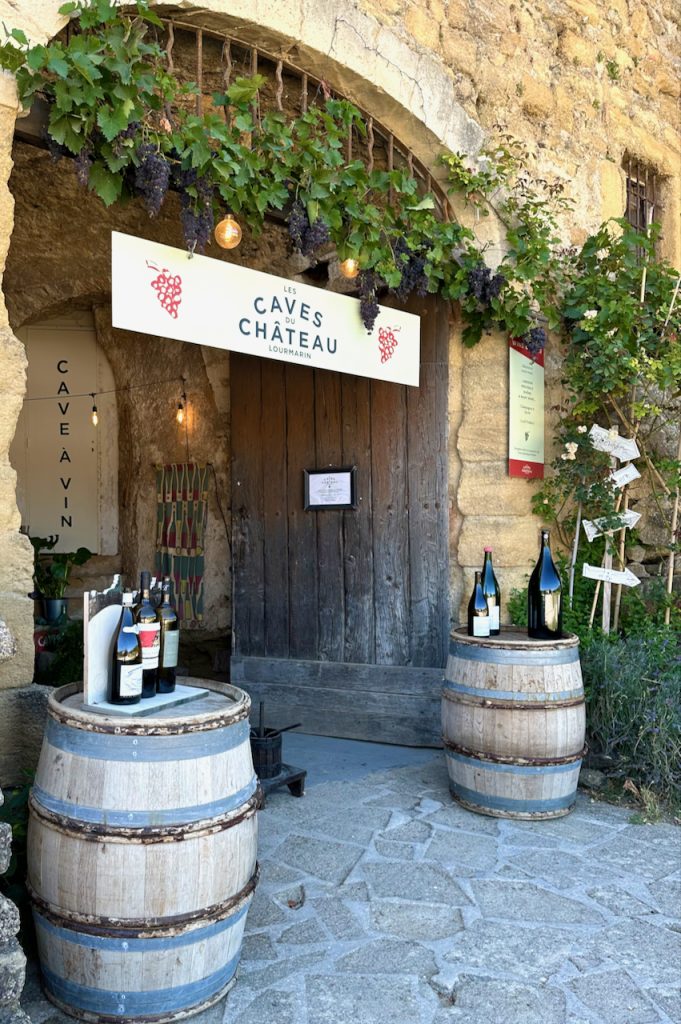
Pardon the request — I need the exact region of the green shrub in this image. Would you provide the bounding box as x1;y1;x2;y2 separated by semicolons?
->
581;631;681;809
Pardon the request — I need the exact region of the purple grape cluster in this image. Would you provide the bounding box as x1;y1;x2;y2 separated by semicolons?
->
112;121;139;159
172;167;215;253
467;262;506;304
358;270;382;333
393;239;429;301
287;200;330;256
134;143;170;218
73;146;93;187
46;135;69;163
522;325;547;358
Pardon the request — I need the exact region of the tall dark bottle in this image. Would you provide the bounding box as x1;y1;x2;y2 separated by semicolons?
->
110;591;142;705
135;570;160;698
528;529;563;639
157;575;179;694
481;546;501;636
468;570;491;637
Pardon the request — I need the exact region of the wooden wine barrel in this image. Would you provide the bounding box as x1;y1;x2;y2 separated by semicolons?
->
442;628;586;820
27;679;259;1023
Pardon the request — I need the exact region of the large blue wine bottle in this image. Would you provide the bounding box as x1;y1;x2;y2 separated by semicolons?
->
528;529;562;639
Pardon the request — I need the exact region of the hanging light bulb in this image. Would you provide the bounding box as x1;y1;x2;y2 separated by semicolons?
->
339;257;360;280
90;394;98;427
214;214;242;250
176;381;186;425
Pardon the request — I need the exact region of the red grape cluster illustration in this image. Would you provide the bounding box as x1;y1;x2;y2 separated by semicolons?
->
378;325;400;363
147;260;182;319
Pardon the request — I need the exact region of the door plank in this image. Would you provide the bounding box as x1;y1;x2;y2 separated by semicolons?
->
314;369;345;661
371;376;410;664
230;355;265;654
286;363;319;659
406;297;450;666
261;360;289;657
341;375;375;663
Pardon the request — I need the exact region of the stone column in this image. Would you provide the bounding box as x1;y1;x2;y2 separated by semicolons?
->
0;621;30;1024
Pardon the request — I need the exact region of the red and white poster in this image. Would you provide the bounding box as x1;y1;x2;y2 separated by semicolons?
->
508;337;544;479
111;232;421;386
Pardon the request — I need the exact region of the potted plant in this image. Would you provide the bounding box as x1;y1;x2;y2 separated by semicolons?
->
29;536;93;624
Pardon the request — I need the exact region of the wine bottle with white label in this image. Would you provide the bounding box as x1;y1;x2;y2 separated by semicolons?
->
157;575;179;694
481;546;501;636
467;571;490;638
528;528;563;639
110;591;142;705
136;570;160;698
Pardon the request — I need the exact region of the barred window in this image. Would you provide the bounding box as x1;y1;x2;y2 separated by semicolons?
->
624;155;658;233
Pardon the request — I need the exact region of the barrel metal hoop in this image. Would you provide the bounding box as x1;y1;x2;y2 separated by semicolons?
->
40;956;239;1021
43;715;251;761
450;783;577;817
48;682;251;735
28;790;259;843
448;641;580;665
441;686;585;710
31;775;258;829
28;863;260;936
443;738;588;768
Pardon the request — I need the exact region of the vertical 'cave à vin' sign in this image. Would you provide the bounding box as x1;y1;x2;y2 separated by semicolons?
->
508;337;545;479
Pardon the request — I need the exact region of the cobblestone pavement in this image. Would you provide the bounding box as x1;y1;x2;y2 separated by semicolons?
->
22;741;681;1024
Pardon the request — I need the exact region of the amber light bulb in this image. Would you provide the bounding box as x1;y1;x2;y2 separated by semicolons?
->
176;401;184;425
214;214;242;250
339;257;360;279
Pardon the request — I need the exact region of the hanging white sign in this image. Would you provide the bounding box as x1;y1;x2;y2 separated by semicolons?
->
609;462;641;489
111;232;420;386
589;424;640;461
582;509;641;542
582;563;641;587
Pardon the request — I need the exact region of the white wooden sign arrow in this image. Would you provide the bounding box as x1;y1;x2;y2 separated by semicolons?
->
583;509;641;542
582;563;641;587
609;463;641;489
589;424;640;461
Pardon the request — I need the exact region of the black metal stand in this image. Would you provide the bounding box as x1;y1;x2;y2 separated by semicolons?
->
257;763;306;803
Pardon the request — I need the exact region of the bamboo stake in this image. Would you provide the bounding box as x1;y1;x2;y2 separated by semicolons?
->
612;482;630;632
665;430;681;626
568;501;582;609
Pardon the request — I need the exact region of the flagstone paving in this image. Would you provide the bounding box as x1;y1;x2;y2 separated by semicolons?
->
21;741;681;1024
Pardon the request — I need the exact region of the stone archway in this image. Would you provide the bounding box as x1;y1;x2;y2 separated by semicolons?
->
0;0;484;699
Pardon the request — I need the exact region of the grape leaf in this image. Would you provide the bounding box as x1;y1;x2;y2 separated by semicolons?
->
88;161;123;206
96;104;130;141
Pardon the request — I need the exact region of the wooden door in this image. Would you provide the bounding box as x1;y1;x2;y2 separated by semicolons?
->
230;296;449;744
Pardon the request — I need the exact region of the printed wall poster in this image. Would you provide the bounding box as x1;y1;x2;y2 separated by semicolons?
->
508;338;545;479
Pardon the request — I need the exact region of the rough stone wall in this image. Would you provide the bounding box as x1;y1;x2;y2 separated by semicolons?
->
0;0;675;747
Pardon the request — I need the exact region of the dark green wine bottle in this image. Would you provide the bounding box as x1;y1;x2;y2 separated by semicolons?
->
528;529;562;639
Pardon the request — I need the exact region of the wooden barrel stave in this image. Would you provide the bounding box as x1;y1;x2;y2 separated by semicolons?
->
28;680;259;1023
442;629;586;820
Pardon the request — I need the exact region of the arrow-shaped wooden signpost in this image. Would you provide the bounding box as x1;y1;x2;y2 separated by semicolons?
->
582;564;641;587
583;509;641;543
583;426;641;634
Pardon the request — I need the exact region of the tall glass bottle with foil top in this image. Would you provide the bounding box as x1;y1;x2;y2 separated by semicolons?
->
135;570;160;697
481;547;501;636
528;529;562;639
157;575;179;694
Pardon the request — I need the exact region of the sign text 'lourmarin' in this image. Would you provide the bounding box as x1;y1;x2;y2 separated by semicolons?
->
111;232;421;386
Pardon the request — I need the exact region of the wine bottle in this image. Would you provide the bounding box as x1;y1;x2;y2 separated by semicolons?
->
468;570;490;637
110;592;142;705
481;546;501;636
528;528;563;639
157;575;179;694
135;570;160;698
